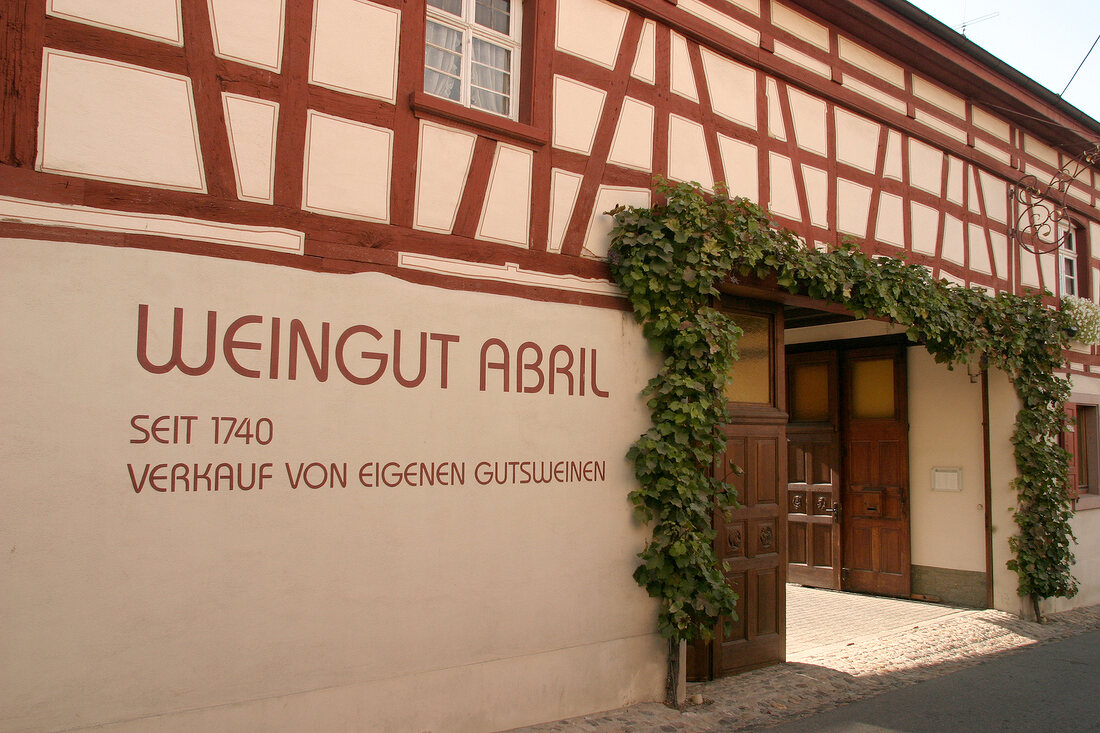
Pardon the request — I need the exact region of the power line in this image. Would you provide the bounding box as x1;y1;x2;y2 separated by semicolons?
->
1061;32;1100;96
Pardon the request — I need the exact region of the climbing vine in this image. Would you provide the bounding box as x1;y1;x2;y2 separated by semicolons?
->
608;180;1078;648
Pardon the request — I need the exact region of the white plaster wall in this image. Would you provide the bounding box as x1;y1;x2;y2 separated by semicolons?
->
787;87;827;156
837;37;903;87
222;93;279;203
608;97;655;172
768;151;800;221
0;238;666;733
309;0;400;102
908;139;943;196
555;0;628;69
1048;375;1100;613
583;186;650;258
911;76;965;119
677;0;759;45
302;110;392;222
802;164;828;229
701;48;756;130
717;135;758;201
548;169;584;253
770;1;828;49
907;348;986;574
552;76;606;155
38;50;205;192
48;0;182;44
910;201;939;256
836;178;871;238
875;191;904;246
834;109;879;173
667;115;713;189
477;143;533;247
631;19;657;83
670;33;699;102
209;0;285;71
414;121;477;233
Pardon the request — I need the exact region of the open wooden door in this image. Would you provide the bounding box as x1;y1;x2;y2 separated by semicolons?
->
841;346;910;597
785;350;842;589
688;303;786;680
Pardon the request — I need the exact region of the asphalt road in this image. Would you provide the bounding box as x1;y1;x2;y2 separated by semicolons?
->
761;628;1100;733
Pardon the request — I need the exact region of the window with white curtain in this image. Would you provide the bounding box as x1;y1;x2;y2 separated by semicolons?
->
424;0;521;119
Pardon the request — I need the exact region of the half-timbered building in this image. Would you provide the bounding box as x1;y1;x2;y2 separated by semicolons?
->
3;0;1100;730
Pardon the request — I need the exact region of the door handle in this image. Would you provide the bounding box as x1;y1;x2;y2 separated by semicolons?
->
829;501;841;524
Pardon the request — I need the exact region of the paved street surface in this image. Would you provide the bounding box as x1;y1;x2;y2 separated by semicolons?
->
509;585;1100;732
765;627;1100;732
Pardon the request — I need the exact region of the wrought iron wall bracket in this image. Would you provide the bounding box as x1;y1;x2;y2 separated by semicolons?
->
1012;143;1100;255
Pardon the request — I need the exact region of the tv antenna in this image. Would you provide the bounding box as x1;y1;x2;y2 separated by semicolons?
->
954;11;999;37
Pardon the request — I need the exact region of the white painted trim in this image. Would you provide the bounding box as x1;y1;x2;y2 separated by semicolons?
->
0;195;305;254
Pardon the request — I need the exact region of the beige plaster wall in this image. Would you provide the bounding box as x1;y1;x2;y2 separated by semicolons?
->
0;237;666;732
907;349;986;573
1048;509;1100;613
989;373;1100;617
987;369;1027;615
1048;375;1100;613
935;367;1100;618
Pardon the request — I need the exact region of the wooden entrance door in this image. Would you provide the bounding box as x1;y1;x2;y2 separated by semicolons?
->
841;346;910;597
785;351;842;589
687;304;786;680
710;421;786;675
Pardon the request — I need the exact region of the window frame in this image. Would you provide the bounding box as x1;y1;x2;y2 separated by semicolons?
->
1058;223;1079;297
424;0;523;121
1067;400;1100;510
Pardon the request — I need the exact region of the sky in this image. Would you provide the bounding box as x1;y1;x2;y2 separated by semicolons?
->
905;0;1100;125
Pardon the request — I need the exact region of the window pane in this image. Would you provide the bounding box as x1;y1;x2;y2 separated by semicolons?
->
850;359;895;419
724;314;771;404
425;21;463;101
424;69;461;100
472;37;510;69
1063;256;1077;296
791;363;829;421
425;45;462;76
427;0;463;17
474;0;511;34
471;87;509;116
426;20;463;53
470;37;511;111
471;64;509;94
